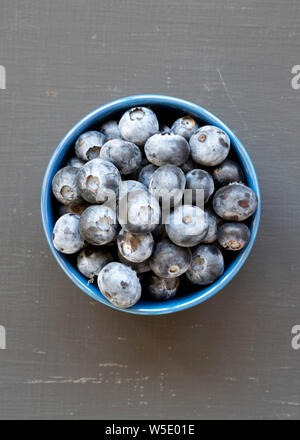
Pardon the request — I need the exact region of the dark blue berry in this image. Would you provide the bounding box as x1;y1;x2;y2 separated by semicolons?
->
171;116;199;140
147;274;179;301
145;133;190;166
75;130;105;161
186;244;224;285
213;182;257;221
211;159;244;187
52;166;82;206
98;262;141;308
100;139;142;175
52;213;84;254
190;125;230;166
79;205;118;245
218;222;250;251
150;239;192;278
119;107;159;146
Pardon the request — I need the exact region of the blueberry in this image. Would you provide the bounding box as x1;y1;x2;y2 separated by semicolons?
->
52;214;84;254
118;189;161;233
150;239;192;278
77;158;121;204
152;218;167;241
119;180;147;200
98;262;141;308
52;166;82;206
147;274;179;301
165;205;208;247
58;201;88;217
149;165;186;207
117;228;154;263
100;120;121;141
186;244;224;285
77;246;113;281
66;157;85;168
79;205;118;245
171;116;199;140
145;133;190;166
119;107;159;146
100;139;142;175
213;182;257;221
185;169;215;204
202;207;222;244
190;125;230;166
160;124;171;134
138;164;158;188
218;222;250;251
75;130;105;161
211;159;244;187
118;250;151;273
180;158;197;173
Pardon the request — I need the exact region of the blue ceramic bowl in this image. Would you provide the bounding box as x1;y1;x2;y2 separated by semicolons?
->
41;95;261;315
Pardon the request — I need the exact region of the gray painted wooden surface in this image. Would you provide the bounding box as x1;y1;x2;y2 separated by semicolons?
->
0;0;300;420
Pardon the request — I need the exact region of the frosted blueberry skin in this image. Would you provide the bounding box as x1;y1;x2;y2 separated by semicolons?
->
77;158;121;204
144;132;190;166
149;165;186;207
147;274;179;301
119;107;159;147
138;164;158;188
211;159;244;187
100;120;121;141
52;166;82;206
58;201;88;217
77;246;113;281
75;130;105;161
117;228;154;263
160;124;171;134
218;222;250;251
185;168;215;204
118;180;147;200
52;213;84;254
202;206;222;244
118;250;151;273
213;182;257;221
190;125;230;166
171;115;199;140
186;244;224;286
150;239;192;279
79;205;118;245
66;157;85;168
165;205;208;248
118;189;161;234
100;139;142;175
98;262;141;308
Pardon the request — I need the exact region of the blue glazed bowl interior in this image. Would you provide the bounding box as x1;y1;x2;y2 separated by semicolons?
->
41;95;261;315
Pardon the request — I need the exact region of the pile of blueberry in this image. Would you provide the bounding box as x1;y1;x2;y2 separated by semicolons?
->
51;106;257;309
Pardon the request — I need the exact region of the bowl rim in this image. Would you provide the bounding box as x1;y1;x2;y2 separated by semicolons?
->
41;94;261;315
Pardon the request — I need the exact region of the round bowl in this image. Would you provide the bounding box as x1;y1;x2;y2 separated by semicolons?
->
41;94;261;315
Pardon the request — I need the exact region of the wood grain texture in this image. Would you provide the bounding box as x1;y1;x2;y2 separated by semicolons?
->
0;0;300;420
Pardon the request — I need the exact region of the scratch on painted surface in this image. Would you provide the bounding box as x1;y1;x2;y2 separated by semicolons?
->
216;67;248;131
98;363;128;368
